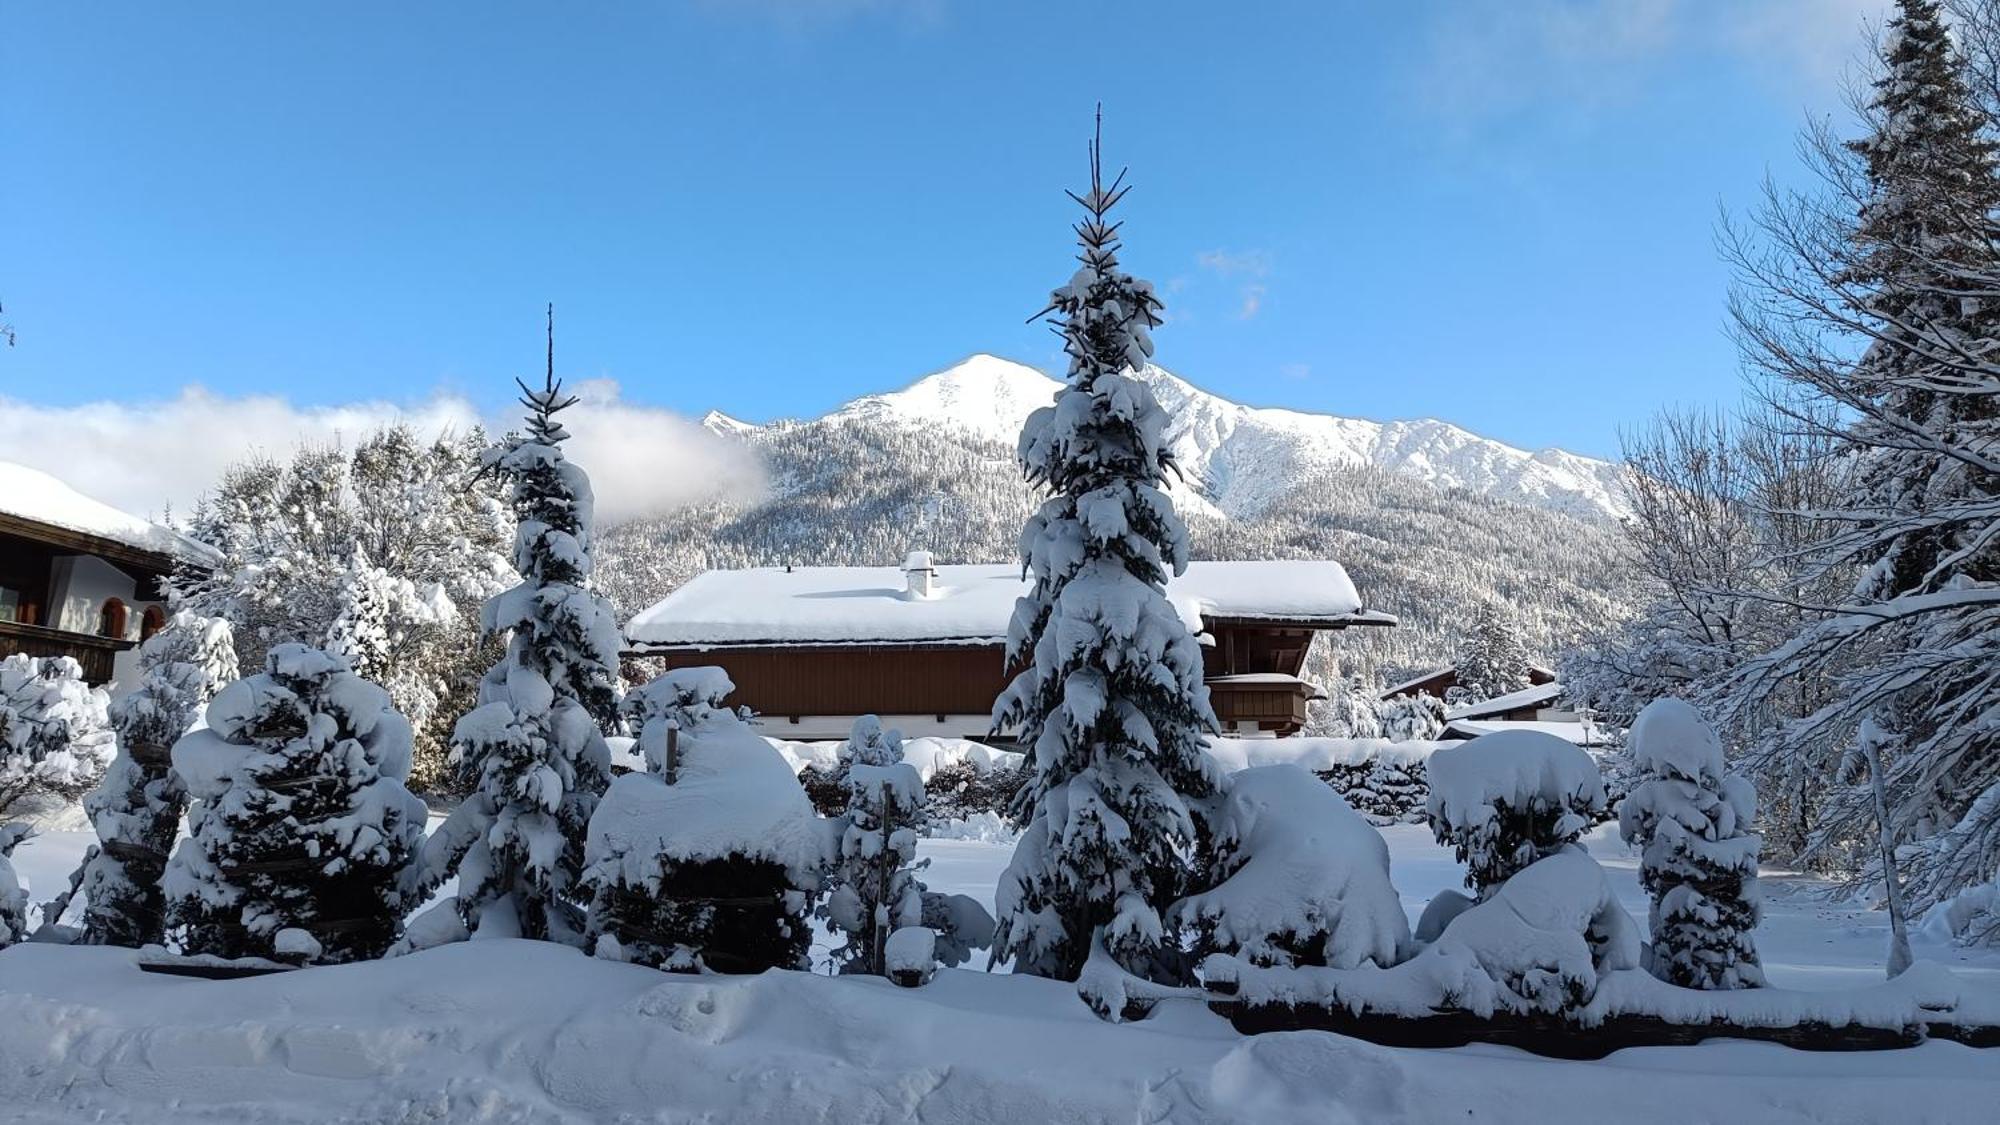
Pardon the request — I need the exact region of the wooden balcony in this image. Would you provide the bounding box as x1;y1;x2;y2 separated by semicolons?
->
0;619;132;685
1206;673;1320;737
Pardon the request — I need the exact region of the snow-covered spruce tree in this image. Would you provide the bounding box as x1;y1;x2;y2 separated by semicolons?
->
0;823;30;948
989;118;1223;1009
0;654;116;818
1722;0;2000;924
1425;730;1607;899
75;613;238;948
1379;692;1445;742
822;716;927;975
1447;601;1535;706
1619;699;1764;989
421;324;620;944
584;667;825;972
164;645;425;964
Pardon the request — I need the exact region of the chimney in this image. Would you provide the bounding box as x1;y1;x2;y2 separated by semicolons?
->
902;549;937;599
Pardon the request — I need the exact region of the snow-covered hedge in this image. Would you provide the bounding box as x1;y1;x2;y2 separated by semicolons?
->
0;823;30;947
1425;731;1606;897
585;677;829;973
1177;764;1409;970
1210;850;1642;1019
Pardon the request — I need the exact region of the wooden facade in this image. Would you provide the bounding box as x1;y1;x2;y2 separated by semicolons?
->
641;615;1383;740
0;515;188;686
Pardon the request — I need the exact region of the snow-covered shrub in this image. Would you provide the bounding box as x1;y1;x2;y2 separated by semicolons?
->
419;364;618;944
1619;699;1764;989
991;128;1223;998
1306;674;1382;739
0;823;31;948
1415;851;1640;1015
885;925;937;987
1176;764;1408;970
164;645;426;964
921;758;1024;827
584;674;827;973
1378;693;1446;742
77;613;238;948
1314;757;1428;826
1425;730;1606;897
822;717;927;975
0;654;116;817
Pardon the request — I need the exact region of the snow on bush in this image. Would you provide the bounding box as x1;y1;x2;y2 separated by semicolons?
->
1425;730;1606;897
1314;758;1429;826
1208;850;1641;1020
1176;764;1408;971
0;823;30;947
1379;692;1447;742
885;924;936;985
163;644;427;964
419;362;618;944
1619;699;1763;989
0;654;116;817
584;672;829;973
75;613;238;949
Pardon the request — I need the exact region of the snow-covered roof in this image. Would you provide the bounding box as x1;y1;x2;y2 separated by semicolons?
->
1445;681;1565;722
625;560;1393;649
1380;666;1453;699
1442;719;1604;747
0;460;218;567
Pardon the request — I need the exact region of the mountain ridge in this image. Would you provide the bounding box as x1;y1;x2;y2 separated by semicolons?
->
763;354;1626;521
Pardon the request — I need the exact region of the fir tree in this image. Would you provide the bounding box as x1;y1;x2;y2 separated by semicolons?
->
76;613;238;948
989;115;1223;1004
1379;692;1446;742
1619;699;1764;989
1449;601;1535;705
1723;0;2000;929
822;716;927;975
164;645;425;964
420;310;619;944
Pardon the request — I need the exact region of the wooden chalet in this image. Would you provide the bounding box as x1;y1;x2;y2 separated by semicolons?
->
0;461;217;687
624;554;1396;741
1380;662;1557;704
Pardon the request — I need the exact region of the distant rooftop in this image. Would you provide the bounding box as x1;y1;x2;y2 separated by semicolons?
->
0;460;218;566
626;559;1394;649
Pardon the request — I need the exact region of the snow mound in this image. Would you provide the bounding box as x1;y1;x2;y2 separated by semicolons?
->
1627;698;1725;783
586;714;831;889
1426;731;1607;827
1205;736;1438;773
1177;764;1409;970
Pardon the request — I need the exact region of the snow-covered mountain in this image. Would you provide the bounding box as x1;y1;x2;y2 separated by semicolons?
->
819;355;1627;521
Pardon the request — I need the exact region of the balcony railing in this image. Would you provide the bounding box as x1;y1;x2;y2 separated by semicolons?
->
1206;674;1317;737
0;619;132;685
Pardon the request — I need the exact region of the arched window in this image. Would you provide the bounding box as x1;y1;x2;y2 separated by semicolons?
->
99;598;128;640
140;605;167;642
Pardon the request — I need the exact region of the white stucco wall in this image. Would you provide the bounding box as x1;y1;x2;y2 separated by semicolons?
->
45;554;167;696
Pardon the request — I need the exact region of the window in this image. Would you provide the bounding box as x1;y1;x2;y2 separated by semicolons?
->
99;598;128;640
140;605;167;642
0;586;18;624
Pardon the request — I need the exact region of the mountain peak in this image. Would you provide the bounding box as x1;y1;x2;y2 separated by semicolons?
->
793;355;1626;520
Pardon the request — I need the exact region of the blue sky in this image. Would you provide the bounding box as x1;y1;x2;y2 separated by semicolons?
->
4;0;1885;464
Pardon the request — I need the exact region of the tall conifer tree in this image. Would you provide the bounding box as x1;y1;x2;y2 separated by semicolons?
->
990;114;1222;1004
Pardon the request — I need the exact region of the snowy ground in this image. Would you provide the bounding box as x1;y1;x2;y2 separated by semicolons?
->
3;822;1998;1123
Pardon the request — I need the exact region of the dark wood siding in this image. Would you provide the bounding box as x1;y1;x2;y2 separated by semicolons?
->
655;644;1014;719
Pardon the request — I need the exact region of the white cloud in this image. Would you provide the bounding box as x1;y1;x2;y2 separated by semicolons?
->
0;382;767;529
1418;0;1889;123
1196;249;1273;320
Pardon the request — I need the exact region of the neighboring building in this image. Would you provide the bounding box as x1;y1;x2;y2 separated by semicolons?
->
624;555;1395;741
1380;661;1557;704
0;461;217;688
1438;680;1601;746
